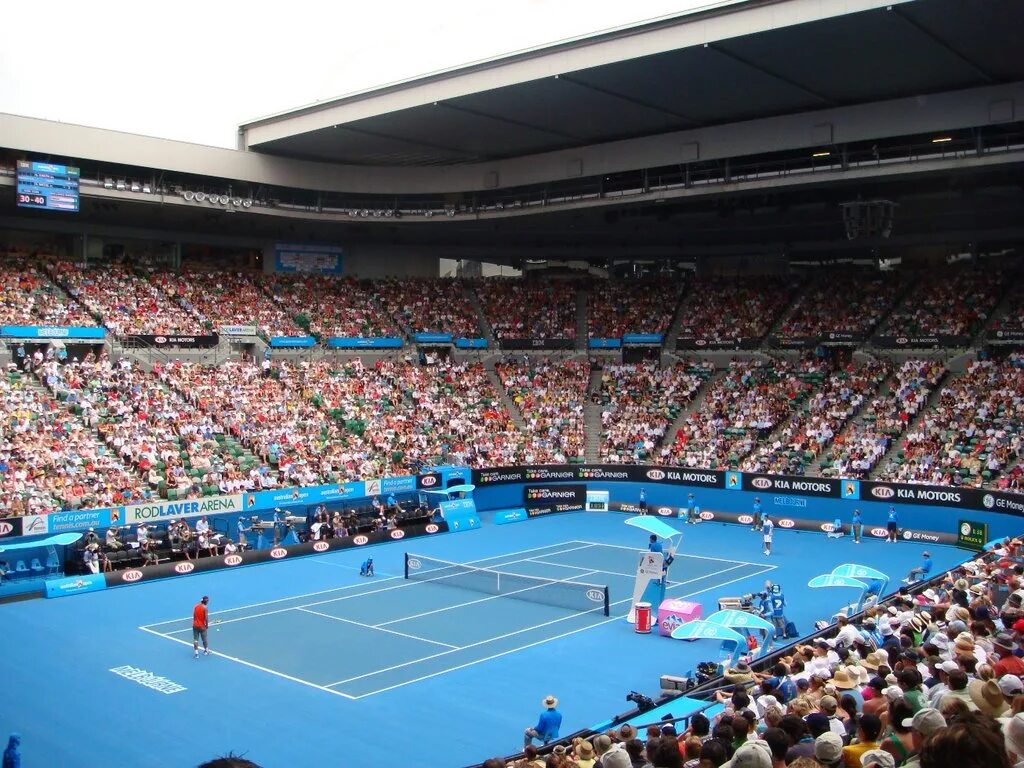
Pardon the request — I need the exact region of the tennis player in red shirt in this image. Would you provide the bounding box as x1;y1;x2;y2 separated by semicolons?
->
193;595;210;659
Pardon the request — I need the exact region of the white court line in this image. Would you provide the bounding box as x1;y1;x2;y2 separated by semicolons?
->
572;540;760;566
326;561;758;689
137;626;358;700
307;560;398;578
373;570;603;627
526;558;638;579
295;608;458;649
142;540;596;629
156;543;602;634
346;563;778;698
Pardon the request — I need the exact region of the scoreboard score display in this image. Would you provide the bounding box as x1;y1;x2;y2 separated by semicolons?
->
17;160;80;212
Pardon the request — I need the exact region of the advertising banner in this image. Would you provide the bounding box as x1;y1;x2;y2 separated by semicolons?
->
47;508;112;533
45;573;107;598
413;333;453;344
675;337;759;350
588;338;622;349
246;483;366;510
417;472;443;490
988;329;1024;343
454;338;489;349
124;334;220;348
0;517;24;539
0;325;105;339
498;338;574;350
742;474;841;498
120;494;244;525
103;521;448;589
327;337;403;349
473;464;725;488
855;481;1022;514
622;333;663;345
219;325;259;337
958;520;988;551
269;336;316;348
524;484;586;516
492;508;528;525
873;335;970;348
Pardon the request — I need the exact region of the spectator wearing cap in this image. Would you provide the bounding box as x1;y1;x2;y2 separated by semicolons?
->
903;552;933;585
993;634;1024;678
818;696;848;740
900;708;945;768
591;734;613;766
600;744;632;768
859;750;895;768
815;732;844;768
999;675;1024;710
523;694;561;748
722;740;772;768
841;713;882;768
784;713;826;763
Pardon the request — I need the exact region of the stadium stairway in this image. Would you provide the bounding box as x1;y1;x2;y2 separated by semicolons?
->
575;287;588;351
584;364;604;462
661;364;726;454
481;355;529;432
663;289;689;352
463;284;496;345
867;362;953;480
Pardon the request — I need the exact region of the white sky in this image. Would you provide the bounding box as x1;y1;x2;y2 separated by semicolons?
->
1;0;713;149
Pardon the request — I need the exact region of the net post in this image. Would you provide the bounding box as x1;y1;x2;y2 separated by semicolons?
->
404;552;409;580
603;587;610;617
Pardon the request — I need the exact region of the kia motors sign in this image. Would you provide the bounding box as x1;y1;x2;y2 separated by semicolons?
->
269;547;288;559
390;529;406;539
224;555;243;566
425;524;439;534
122;570;144;582
173;563;195;574
353;535;369;546
313;541;329;552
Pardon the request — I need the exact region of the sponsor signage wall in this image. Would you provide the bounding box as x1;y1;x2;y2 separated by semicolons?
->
327;337;403;349
989;329;1024;343
219;325;258;337
524;484;586;516
45;573;107;598
455;337;489;349
103;521;448;589
622;333;663;345
413;333;453;344
1;325;105;339
498;338;574;350
474;465;724;489
0;517;24;538
768;332;864;348
742;474;840;498
269;336;316;348
125;334;220;348
675;337;758;350
588;338;622;349
493;508;529;525
119;494;244;525
417;472;443;490
874;335;970;348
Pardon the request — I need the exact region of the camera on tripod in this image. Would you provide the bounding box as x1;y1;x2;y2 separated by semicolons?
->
626;691;657;713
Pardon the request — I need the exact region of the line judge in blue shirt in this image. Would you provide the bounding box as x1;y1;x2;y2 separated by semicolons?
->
903;551;932;584
523;694;562;747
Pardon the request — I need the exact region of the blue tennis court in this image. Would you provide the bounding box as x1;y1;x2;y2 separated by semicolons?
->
139;540;773;699
3;511;968;768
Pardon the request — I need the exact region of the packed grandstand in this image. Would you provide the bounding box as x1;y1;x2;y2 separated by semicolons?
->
0;255;1022;521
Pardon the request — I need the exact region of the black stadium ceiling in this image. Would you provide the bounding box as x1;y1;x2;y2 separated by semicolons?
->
248;0;1024;166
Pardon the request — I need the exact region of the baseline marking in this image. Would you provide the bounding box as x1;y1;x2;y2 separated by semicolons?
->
137;626;358;700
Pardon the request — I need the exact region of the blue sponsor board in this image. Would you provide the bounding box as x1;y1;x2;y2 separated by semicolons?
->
48;508;112;533
440;497;480;532
45;573;107;599
381;476;417;494
413;333;453;344
842;479;860;499
247;482;366;510
455;337;488;349
622;333;664;344
492;507;528;525
269;336;316;348
725;471;743;491
274;243;343;274
327;337;403;349
1;325;105;339
588;338;622;349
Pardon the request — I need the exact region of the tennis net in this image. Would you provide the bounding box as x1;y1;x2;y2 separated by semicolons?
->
404;553;610;616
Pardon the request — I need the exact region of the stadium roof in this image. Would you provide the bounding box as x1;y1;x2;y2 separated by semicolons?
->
240;0;1024;166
